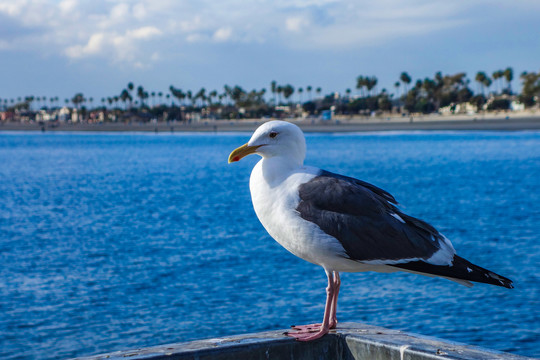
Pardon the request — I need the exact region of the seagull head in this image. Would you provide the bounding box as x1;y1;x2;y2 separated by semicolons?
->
228;120;306;165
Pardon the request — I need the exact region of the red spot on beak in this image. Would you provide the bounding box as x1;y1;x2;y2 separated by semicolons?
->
233;156;240;162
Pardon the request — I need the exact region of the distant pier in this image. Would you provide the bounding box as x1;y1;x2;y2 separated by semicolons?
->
72;323;535;360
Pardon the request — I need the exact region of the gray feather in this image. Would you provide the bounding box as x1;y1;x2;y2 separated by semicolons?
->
296;170;447;262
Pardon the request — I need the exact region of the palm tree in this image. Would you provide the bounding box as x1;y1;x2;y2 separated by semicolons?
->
24;96;34;110
223;85;232;105
151;92;156;107
270;81;277;105
282;85;294;104
137;86;148;108
276;86;283;105
492;70;504;94
209;90;218;105
158;92;163;106
394;81;401;98
127;82;135;109
306;86;313;101
504;67;513;94
357;76;377;97
316;87;322;98
366;76;378;96
298;87;304;104
71;93;84;110
519;71;540;107
475;71;488;95
120;89;131;110
187;90;193;107
137;86;144;106
195;88;206;107
400;72;412;94
356;76;365;97
483;77;492;96
169;85;184;106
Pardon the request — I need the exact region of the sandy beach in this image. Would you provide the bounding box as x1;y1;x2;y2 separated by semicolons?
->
2;112;540;133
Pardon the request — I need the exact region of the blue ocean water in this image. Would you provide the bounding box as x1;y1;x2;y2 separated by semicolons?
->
0;130;538;359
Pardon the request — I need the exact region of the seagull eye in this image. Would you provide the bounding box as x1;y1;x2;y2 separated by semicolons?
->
269;132;278;139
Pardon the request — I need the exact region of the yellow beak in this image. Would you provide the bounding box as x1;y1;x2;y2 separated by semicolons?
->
228;143;262;163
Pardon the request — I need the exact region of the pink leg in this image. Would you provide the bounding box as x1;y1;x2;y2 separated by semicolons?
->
291;271;341;332
286;270;336;341
329;271;340;329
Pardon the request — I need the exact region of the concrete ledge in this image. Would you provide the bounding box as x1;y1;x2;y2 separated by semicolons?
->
72;323;536;360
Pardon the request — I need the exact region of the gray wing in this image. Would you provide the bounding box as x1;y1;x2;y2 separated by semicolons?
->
296;170;448;263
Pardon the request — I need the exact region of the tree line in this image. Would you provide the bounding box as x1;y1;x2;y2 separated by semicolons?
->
1;67;540;121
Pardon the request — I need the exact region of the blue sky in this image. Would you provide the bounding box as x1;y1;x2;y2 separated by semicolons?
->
1;0;539;101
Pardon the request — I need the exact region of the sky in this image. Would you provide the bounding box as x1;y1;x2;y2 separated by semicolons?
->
1;0;539;102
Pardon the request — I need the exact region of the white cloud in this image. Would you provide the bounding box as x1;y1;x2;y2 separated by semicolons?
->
65;33;106;58
0;1;25;16
128;26;162;40
58;0;77;15
133;3;146;20
177;16;203;32
110;3;129;20
64;25;161;64
213;27;232;42
285;16;308;32
0;0;535;67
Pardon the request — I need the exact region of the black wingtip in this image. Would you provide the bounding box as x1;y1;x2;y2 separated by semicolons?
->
498;277;514;289
468;257;514;289
391;255;514;289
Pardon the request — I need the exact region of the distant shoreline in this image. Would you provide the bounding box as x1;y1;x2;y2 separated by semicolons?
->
2;114;540;133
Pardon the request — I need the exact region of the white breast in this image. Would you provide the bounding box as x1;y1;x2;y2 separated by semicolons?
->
249;159;369;272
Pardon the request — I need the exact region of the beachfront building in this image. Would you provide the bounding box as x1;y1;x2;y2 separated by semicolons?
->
439;102;477;115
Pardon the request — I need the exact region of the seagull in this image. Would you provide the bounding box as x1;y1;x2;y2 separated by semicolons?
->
228;120;513;341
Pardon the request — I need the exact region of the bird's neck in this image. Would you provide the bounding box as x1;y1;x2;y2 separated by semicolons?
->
260;156;303;187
